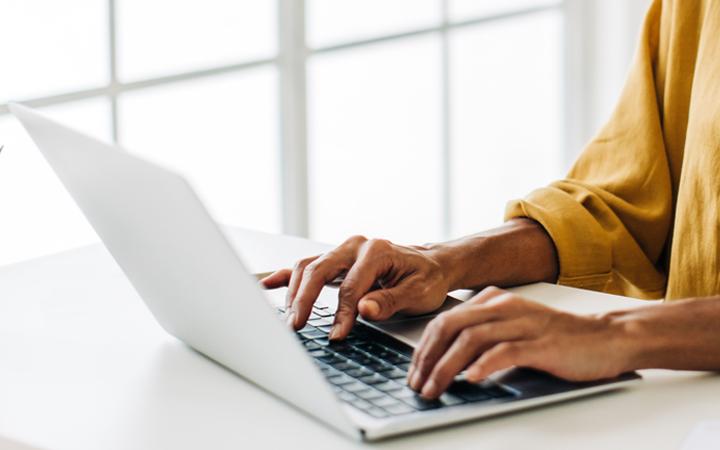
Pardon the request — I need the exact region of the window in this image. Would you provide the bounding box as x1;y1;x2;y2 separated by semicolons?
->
0;0;563;266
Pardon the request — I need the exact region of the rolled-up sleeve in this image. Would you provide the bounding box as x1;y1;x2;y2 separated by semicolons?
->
506;0;672;299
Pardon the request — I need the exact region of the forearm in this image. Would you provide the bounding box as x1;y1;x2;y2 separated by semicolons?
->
605;297;720;372
426;218;559;291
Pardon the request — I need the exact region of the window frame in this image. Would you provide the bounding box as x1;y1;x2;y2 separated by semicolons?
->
0;0;568;241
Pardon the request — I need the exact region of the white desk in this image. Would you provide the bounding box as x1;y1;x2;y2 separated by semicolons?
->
0;228;718;450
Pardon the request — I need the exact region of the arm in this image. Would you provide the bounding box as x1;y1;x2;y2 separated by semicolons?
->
429;218;558;292
409;288;720;399
505;0;674;299
261;218;558;339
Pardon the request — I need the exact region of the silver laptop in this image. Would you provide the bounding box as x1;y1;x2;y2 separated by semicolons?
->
11;103;640;441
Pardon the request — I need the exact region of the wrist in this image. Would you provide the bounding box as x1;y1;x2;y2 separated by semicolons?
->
596;308;659;373
423;241;478;292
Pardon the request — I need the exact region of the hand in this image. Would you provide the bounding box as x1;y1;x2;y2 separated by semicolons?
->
408;287;631;399
261;236;452;340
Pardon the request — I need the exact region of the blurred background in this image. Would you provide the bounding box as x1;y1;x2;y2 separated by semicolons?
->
0;0;650;267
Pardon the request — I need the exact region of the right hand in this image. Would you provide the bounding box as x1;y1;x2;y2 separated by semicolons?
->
260;235;452;340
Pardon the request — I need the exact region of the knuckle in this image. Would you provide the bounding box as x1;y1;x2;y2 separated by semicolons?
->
495;342;520;358
365;238;392;253
294;256;316;271
338;279;360;303
344;235;368;246
382;289;397;310
483;286;503;295
302;261;321;276
457;328;477;346
432;312;450;331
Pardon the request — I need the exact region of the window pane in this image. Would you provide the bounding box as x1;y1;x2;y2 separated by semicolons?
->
118;69;281;233
116;0;276;81
449;0;559;21
0;0;108;102
450;11;563;237
307;0;441;48
0;99;111;266
309;36;443;245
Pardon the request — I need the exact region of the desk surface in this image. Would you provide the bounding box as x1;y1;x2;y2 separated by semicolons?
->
0;228;718;450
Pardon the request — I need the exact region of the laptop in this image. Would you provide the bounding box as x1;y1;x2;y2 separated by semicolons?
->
10;103;640;441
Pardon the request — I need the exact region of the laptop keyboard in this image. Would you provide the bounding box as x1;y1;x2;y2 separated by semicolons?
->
279;304;515;419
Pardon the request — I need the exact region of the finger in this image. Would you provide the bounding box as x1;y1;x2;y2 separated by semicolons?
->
355;283;410;322
286;255;320;311
409;303;506;391
465;341;537;382
260;269;292;289
419;320;530;398
291;253;352;330
331;240;393;339
466;286;508;305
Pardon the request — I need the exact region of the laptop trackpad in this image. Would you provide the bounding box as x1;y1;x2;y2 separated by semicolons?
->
309;286;464;348
353;293;465;348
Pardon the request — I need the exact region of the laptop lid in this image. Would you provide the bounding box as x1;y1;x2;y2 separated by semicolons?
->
10;103;359;440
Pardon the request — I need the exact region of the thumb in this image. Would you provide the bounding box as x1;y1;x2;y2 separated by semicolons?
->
358;286;406;321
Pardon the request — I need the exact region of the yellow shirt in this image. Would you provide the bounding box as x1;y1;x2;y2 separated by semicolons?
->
506;0;720;300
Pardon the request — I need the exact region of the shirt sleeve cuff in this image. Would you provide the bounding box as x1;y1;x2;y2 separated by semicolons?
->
504;185;613;291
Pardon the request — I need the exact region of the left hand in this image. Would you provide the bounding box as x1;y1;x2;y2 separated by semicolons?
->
408;287;631;399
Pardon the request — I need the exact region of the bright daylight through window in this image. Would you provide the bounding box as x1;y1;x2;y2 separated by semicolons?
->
0;0;562;266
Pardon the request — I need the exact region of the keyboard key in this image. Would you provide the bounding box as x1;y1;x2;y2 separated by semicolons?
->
386;353;411;365
300;329;327;340
355;388;385;400
318;354;345;364
309;318;333;327
385;403;415;416
379;368;407;380
375;381;403;393
358;374;388;385
328;374;355;385
343;382;370;393
317;325;333;333
320;367;341;378
346;367;373;378
389;387;417;400
485;385;514;398
351;398;373;410
331;361;359;371
313;309;333;318
367;361;393;372
304;341;322;351
396;362;412;371
369;395;403;408
309;349;330;358
439;393;465;407
366;407;390;418
447;381;492;402
356;342;383;353
313;338;330;347
338;391;356;402
400;395;441;411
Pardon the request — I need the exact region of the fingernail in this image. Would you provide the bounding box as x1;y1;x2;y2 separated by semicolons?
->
285;310;296;328
421;379;438;399
328;325;340;340
410;371;422;391
361;300;380;317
